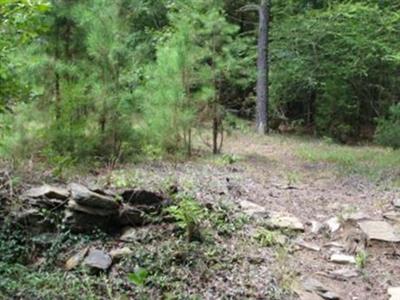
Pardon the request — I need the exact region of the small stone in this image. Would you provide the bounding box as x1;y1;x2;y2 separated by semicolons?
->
83;249;112;271
23;185;69;200
65;247;89;271
358;220;400;243
324;217;341;233
266;211;304;231
388;287;400;300
310;220;323;234
330;253;356;264
321;291;340;300
342;212;369;222
239;200;268;218
120;227;137;241
109;247;133;260
393;199;400;209
295;239;321;252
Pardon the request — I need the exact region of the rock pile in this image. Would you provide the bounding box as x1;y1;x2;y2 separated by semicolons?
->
16;183;169;234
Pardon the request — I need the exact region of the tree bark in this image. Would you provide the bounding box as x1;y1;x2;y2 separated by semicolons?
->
256;0;269;134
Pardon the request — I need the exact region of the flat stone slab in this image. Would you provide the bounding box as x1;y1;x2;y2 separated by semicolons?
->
388;287;400;300
330;253;355;264
295;239;321;252
83;249;112;271
328;268;359;281
383;211;400;223
109;247;133;260
266;211;304;231
239;200;268;218
70;183;119;210
358;220;400;242
24;185;69;200
68;200;116;216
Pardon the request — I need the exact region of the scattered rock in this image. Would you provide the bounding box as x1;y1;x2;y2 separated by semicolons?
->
393;199;400;209
342;212;369;222
295;239;321;252
324;217;341;233
266;211;304;231
65;247;89;271
120;227;137;242
12;208;54;233
83;249;112;271
70;183;119;210
327;268;359;281
323;242;345;254
358;220;400;243
239;200;268;218
388;287;400;300
109;247;133;260
310;220;323;234
330;253;356;264
302;277;341;299
23;185;69;200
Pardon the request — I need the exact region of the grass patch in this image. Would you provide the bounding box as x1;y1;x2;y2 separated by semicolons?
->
297;140;400;183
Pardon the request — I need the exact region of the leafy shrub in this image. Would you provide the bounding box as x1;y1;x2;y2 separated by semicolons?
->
375;103;400;149
166;195;206;242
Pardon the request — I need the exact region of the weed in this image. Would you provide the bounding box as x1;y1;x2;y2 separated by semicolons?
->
254;228;285;247
128;267;149;286
356;250;368;269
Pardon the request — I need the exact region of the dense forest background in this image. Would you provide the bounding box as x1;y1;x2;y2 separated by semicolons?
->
1;0;400;166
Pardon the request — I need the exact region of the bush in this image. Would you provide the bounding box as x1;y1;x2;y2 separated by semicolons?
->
375;104;400;149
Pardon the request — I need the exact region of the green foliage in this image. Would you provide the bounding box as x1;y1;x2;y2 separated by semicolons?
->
128;267;149;286
355;250;368;269
166;195;206;242
254;228;284;247
375;103;400;149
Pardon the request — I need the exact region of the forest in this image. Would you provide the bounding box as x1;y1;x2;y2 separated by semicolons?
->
0;0;400;299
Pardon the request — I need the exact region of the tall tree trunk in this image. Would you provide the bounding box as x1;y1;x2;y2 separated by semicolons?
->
256;0;269;134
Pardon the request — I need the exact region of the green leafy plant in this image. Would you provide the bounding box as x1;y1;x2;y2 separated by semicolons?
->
375;103;400;149
128;267;149;286
166;196;205;242
254;228;284;247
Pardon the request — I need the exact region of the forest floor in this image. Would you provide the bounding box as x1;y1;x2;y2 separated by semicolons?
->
1;132;400;299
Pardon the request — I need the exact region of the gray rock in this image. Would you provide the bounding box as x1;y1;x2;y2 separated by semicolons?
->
239;200;268;218
12;209;54;233
388;287;400;300
302;277;341;300
266;211;304;231
64;209;118;233
342;212;369;222
321;291;340;300
310;220;323;234
330;253;356;264
23;185;69;200
324;217;341;233
358;220;400;243
295;239;321;252
70;183;119;210
68;200;116;216
83;249;112;271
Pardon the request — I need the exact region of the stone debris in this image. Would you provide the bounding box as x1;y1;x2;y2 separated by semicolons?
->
239;200;268;218
310;220;323;234
70;183;119;210
83;249;112;271
330;253;356;264
358;220;400;243
302;277;341;300
295;239;321;252
383;211;400;223
325;268;359;281
393;199;400;209
266;211;304;231
388;287;400;300
324;217;341;233
342;211;369;222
